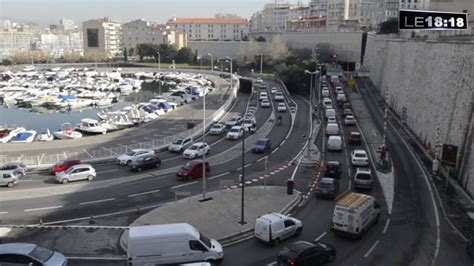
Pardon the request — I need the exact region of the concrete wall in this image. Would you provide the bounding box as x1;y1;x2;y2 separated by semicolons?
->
188;41;267;60
364;33;474;196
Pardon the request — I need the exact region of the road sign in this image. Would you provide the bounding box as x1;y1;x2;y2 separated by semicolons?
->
347;79;356;88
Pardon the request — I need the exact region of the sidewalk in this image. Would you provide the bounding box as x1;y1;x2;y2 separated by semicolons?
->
120;186;301;250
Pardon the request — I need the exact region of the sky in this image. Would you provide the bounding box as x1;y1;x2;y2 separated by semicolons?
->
0;0;278;25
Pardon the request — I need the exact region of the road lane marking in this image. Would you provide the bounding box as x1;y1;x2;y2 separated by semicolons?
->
383;218;390;234
79;198;115;205
267;262;278;266
25;205;63;212
20;179;33;182
171;181;198;190
347;167;352;177
244;163;252;168
97;169;118;174
271;147;279;154
0;211;8;215
128;189;161;198
209;172;230;180
315;231;327;241
364;240;380;258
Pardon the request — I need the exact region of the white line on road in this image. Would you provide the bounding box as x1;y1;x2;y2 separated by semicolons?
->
209;172;230;180
244;163;252;168
171;181;198;190
79;198;116;205
383;218;390;234
266;262;278;266
0;211;8;215
20;179;33;182
280;139;286;146
314;231;327;241
364;240;380;258
24;205;63;212
256;156;266;162
97;169;118;174
347;167;352;177
271;147;279;154
128;189;161;198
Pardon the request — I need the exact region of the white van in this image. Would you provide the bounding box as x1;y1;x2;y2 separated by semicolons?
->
326;123;340;136
327;136;342;151
331;192;380;238
127;223;223;265
325;108;336;120
254;212;303;245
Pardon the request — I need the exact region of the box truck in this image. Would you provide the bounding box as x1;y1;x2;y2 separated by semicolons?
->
127;223;224;265
331;192;380;238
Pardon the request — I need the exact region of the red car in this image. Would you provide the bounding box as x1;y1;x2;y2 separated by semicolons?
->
50;159;82;175
177;160;210;181
349;132;362;144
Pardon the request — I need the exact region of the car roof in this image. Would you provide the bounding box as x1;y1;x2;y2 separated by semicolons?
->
281;241;314;257
320;177;336;183
189;159;208;164
327;161;340;166
328;135;341;140
0;243;36;255
354;149;366;153
192;142;207;145
71;164;93;169
356;167;371;173
131;148;150;152
350;131;361;135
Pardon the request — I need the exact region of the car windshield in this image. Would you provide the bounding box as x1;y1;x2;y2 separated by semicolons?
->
29;246;54;262
182;162;193;170
357;173;372;180
230;128;240;133
256;140;266;145
319;182;334;189
212;124;221;129
199;233;212;249
189;145;199;150
355;153;366;158
126;151;136;156
172;139;183;145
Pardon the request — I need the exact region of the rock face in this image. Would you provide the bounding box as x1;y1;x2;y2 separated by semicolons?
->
364;33;473;196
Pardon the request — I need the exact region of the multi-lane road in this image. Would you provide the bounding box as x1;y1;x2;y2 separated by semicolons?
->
1;74;471;265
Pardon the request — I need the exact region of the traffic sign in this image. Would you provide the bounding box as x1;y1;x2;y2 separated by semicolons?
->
347;79;356;88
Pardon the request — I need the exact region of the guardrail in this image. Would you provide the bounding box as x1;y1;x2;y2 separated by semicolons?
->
0;73;239;168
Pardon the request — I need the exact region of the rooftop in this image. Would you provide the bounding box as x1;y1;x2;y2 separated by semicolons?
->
167;17;248;25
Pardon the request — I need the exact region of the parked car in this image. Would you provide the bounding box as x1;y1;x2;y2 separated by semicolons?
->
209;123;225;135
349;131;362;144
168;137;193;152
0;162;27;177
325;161;342;178
116;149;155;165
50;158;81;175
225;116;243;128
55;164;96;184
351;149;369;166
0;243;68;266
129;154;161;172
354;167;373;189
260;99;271;108
254;213;303;245
315;178;340;199
277;241;336;266
274;92;285;101
344;115;356;126
253;138;271;153
0;172;19;188
177;160;210;180
226;126;243;140
277;102;287;112
183;142;210;159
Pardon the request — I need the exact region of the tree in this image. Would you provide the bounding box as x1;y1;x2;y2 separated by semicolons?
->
175;47;194;64
377;19;399;34
256;36;266;42
157;43;177;63
193;49;198;64
123;48;128;62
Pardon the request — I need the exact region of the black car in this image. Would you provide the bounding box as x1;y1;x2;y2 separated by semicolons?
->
129;155;161;172
315;178;339;199
277;241;336;266
325;161;341;178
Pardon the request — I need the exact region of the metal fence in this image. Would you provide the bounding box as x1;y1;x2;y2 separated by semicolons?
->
0;76;238;168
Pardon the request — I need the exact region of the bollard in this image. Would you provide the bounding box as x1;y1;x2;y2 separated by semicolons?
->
89;216;95;225
287;179;295;195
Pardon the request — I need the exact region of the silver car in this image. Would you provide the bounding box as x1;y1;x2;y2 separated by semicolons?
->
0;243;67;265
55;164;96;184
0;171;19;188
0;162;27;177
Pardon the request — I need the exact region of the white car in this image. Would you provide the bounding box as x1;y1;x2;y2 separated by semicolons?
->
183;142;210;159
337;92;346;102
256;78;263;84
351;149;369;166
323;98;333;109
327;116;337;124
260;99;270;108
274;92;284;101
168;137;193;152
116;149;155;165
56;164;96;184
344;115;356;126
226;126;244;140
259;91;268;101
277;103;287;112
322;88;330;97
335;86;343;94
271;87;278;94
243;117;256;129
225;116;243;127
209;123;225;135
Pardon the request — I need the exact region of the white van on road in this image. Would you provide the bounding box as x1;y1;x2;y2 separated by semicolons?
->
254;212;303;245
127;223;224;265
327;136;343;151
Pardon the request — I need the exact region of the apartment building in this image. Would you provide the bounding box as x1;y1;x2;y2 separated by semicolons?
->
166;17;249;41
82;17;122;57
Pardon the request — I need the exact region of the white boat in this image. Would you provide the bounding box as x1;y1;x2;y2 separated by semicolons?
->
111;113;134;129
36;128;54;141
76;118;107;135
92;97;114;107
11;130;37;143
118;84;133;95
53;123;83;139
0;126;26;143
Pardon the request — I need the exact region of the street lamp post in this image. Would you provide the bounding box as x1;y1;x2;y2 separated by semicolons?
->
259;53;263;74
225;56;233;89
156;52;161;71
202;87;207;199
239;127;248;225
304;69;319;159
207;53;214;71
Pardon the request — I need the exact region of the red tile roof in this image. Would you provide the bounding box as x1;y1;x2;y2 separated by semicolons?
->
167;18;248;25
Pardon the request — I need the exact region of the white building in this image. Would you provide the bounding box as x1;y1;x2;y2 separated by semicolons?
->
60;19;75;32
250;2;313;32
122;19;187;54
82;17;122;57
166;17;249;41
310;0;328;17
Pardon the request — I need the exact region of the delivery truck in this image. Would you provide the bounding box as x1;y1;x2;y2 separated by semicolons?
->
127;223;224;265
331;192;380;238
